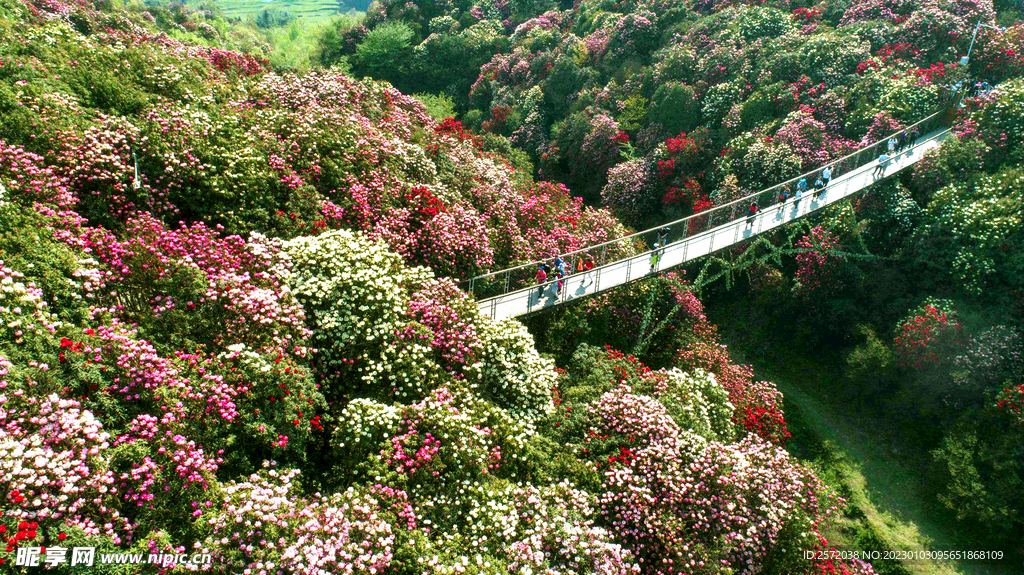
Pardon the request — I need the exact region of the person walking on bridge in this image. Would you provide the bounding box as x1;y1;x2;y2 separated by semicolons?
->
873;152;890;177
554;256;567;278
535;265;548;299
657;227;671;248
650;243;661;270
907;125;920;146
554;256;567;296
813;176;826;199
822;166;832;187
745;201;759;229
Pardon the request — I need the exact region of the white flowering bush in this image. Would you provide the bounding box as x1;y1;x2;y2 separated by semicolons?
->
919;169;1024;296
0;260;61;347
285;229;433;400
422;481;640;574
332;397;402;478
287;228;557;419
199;466;400;574
475;318;556;422
658;367;736;442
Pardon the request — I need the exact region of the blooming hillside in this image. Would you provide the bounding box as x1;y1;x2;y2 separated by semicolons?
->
0;0;627;282
0;0;886;572
327;0;1022;228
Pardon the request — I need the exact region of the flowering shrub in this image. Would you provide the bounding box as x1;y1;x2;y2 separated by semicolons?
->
545;346;843;574
285;230;437;401
997;384;1024;425
918;168;1024;295
794;226;847;301
285;229;555;418
601;158;658;225
476;318;556;421
199;466;398;574
950;326;1024;404
956;79;1024;168
894;298;965;369
677;341;791;444
775;109;855;167
0;390;129;545
970;24;1024;81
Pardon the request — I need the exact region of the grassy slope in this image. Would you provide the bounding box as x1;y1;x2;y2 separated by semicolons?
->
706;298;1015;575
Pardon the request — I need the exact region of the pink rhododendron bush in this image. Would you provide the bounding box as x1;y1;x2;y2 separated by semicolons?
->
538;346;871;575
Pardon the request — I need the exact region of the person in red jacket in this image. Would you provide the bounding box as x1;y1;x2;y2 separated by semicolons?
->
746;202;759;229
535;265;548;299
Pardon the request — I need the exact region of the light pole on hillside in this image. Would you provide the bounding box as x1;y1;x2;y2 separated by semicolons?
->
961;21;1007;66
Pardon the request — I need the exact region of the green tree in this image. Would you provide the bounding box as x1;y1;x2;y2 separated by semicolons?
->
352;21;414;84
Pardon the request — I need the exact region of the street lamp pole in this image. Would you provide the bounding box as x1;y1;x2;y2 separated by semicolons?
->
962;20;1007;65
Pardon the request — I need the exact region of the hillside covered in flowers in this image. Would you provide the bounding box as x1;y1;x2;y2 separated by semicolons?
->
327;0;1022;228
0;0;870;572
1;0;1023;571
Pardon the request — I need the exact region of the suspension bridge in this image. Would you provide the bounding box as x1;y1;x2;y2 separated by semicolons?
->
463;110;952;320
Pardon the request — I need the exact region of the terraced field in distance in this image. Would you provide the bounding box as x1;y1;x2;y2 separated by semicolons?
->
205;0;367;20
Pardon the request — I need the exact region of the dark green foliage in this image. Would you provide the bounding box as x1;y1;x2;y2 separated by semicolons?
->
843;324;899;406
648;82;701;135
255;8;294;28
351;21;414;83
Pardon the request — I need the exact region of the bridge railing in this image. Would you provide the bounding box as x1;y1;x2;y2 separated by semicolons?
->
462;108;949;302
